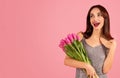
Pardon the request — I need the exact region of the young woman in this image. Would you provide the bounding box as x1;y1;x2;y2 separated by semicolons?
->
64;5;116;78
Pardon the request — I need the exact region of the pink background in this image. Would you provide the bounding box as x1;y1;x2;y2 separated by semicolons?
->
0;0;120;78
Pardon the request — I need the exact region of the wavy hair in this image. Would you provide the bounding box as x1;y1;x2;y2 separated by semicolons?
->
83;5;113;40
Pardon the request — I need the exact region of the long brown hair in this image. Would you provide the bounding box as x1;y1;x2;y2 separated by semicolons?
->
83;5;113;40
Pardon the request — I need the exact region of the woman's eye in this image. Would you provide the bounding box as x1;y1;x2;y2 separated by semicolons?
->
98;14;100;16
90;14;93;18
98;13;102;17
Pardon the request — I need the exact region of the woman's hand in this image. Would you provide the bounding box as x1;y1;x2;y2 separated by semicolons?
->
100;37;116;49
85;63;98;78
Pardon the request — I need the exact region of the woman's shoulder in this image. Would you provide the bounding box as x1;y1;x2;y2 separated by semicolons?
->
77;31;84;40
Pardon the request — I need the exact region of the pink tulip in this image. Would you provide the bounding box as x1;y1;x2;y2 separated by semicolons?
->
76;35;80;40
72;33;77;40
59;39;66;49
67;34;74;42
65;37;71;44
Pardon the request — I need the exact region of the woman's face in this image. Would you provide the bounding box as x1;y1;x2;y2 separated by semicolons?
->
90;8;104;30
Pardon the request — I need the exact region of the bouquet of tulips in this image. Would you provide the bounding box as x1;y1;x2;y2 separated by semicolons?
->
59;33;99;78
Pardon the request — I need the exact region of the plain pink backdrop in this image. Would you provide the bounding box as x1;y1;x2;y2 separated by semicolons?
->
0;0;120;78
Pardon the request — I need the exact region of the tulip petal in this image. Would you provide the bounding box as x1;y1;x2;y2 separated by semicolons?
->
59;39;66;48
65;38;71;44
72;33;77;40
76;35;80;40
67;34;74;42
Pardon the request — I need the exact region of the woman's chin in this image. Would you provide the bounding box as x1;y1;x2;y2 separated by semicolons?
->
93;26;102;30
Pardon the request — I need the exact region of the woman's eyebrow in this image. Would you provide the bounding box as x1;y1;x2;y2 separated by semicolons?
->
90;13;94;15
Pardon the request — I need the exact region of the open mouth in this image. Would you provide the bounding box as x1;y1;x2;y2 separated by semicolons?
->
93;22;100;27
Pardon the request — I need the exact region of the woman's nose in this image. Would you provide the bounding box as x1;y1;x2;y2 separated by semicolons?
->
93;16;98;21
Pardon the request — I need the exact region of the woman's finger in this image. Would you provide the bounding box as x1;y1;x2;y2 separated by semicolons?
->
89;75;91;78
93;75;96;78
94;73;99;78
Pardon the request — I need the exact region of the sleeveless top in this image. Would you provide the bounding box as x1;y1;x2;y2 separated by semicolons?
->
75;38;109;78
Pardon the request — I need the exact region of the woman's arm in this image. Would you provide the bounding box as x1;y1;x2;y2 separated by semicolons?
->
64;31;85;68
103;40;116;73
64;32;97;77
64;55;86;68
100;39;117;73
64;55;98;77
